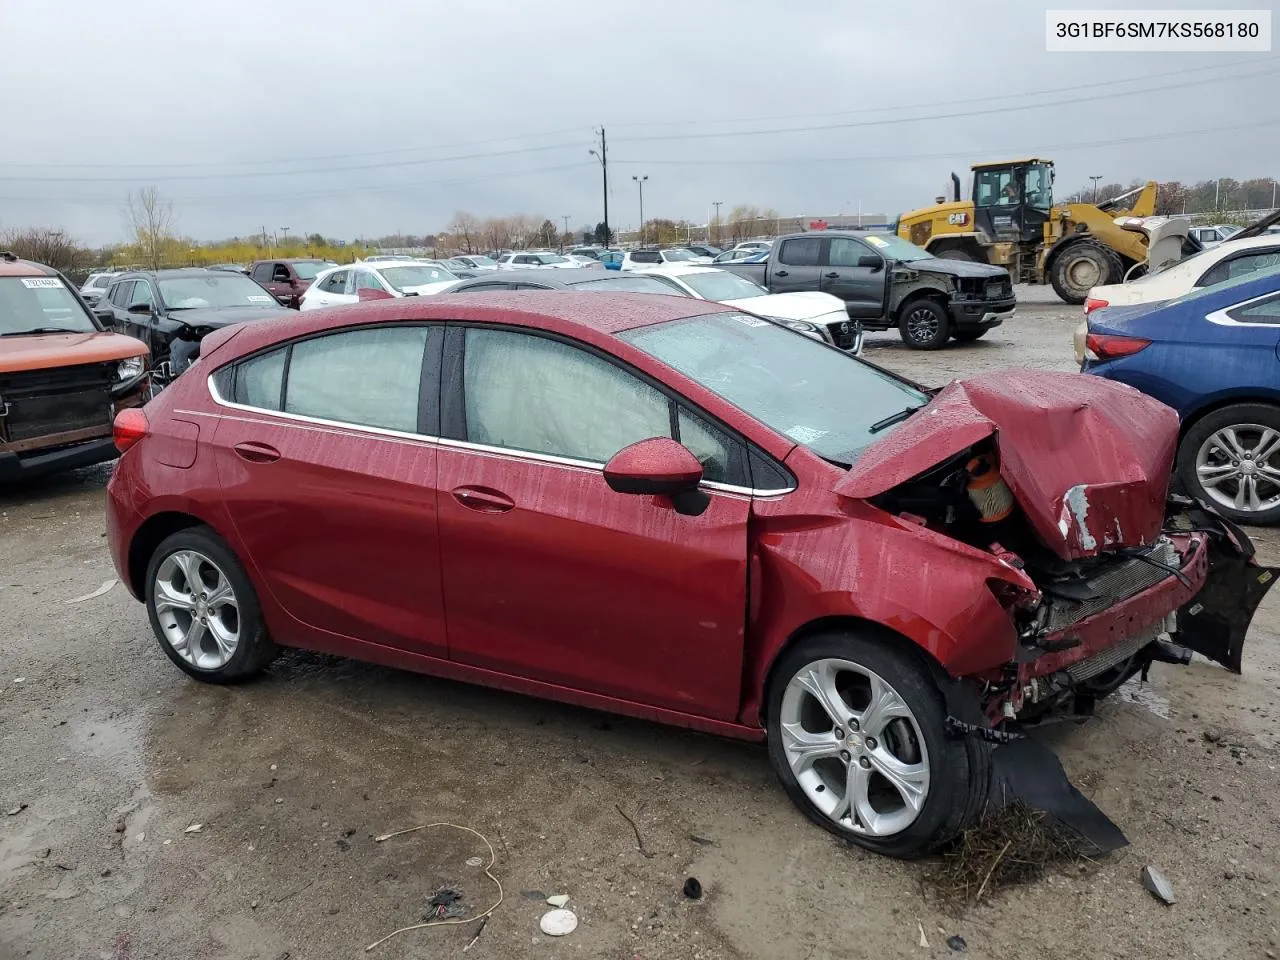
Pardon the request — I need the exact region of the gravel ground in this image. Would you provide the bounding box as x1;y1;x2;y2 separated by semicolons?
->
3;298;1279;960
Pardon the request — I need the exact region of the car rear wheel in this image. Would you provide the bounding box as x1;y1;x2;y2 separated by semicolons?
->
1177;403;1280;524
144;527;279;683
897;298;951;350
766;632;989;858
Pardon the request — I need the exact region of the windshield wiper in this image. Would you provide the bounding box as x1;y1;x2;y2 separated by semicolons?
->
0;327;88;337
868;404;923;434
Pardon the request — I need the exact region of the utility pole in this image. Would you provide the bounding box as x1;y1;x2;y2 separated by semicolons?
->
589;128;610;248
280;225;291;248
632;175;648;245
1089;176;1103;203
712;200;723;245
561;215;570;253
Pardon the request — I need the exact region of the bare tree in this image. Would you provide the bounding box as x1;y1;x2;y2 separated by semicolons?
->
0;226;89;272
124;187;177;270
448;211;481;253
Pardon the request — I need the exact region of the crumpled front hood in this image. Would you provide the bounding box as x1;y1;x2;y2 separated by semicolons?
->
909;257;1009;280
836;370;1179;560
168;306;287;328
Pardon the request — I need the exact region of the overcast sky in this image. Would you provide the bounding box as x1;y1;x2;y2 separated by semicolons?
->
2;0;1276;245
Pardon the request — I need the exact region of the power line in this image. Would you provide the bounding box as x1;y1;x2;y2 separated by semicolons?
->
610;117;1280;167
609;55;1279;129
0;161;595;207
0;126;594;171
0;141;587;184
613;65;1280;144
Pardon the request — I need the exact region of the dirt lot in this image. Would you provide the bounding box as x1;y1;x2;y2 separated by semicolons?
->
3;296;1280;960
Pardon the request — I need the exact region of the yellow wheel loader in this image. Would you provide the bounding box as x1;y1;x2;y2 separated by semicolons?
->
894;159;1192;305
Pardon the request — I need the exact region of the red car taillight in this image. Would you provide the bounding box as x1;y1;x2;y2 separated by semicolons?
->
113;408;148;452
1084;297;1109;315
1085;332;1151;361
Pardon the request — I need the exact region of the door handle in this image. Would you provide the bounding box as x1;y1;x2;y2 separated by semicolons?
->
452;485;515;514
824;272;840;279
233;441;281;464
775;270;789;277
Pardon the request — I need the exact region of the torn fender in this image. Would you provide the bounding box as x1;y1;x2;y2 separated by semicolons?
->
837;370;1178;561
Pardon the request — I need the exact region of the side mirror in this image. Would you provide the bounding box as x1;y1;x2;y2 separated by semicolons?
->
604;437;709;516
357;287;394;302
127;302;154;315
856;255;882;270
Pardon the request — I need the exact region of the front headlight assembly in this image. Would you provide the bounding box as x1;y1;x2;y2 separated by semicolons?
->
116;356;145;381
766;316;823;340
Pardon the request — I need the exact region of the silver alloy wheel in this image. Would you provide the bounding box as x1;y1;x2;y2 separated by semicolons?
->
152;549;240;670
905;305;939;344
1194;423;1280;514
778;658;930;837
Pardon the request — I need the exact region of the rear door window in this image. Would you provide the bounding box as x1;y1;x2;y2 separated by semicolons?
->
1198;248;1280;287
777;238;822;266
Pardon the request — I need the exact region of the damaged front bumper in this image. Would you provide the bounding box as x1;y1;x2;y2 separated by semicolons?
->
994;500;1275;720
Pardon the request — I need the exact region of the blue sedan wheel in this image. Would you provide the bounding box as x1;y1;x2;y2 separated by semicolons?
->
1178;403;1280;524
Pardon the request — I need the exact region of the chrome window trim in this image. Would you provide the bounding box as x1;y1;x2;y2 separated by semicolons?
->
206;381;796;497
1207;290;1280;328
206;373;437;444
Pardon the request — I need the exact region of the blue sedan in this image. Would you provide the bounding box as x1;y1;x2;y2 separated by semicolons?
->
1082;267;1280;523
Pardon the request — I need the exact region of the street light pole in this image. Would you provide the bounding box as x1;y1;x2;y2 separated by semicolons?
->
1089;176;1103;203
632;175;648;245
712;200;723;245
589;128;610;248
561;215;570;252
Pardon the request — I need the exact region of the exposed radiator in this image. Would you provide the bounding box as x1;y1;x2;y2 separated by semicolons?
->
1044;538;1179;633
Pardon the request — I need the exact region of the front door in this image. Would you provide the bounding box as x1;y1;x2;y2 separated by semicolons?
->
769;236;824;294
436;325;750;720
210;323;447;657
821;236;888;320
304;269;351;309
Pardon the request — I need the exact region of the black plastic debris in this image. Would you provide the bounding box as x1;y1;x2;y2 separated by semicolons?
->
987;735;1128;854
426;886;467;920
682;877;703;900
947;934;968;952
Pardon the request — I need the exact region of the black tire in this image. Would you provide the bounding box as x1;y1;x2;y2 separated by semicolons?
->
1176;403;1280;525
144;526;279;683
897;297;951;350
1050;241;1123;304
765;631;990;859
951;329;988;342
935;248;977;262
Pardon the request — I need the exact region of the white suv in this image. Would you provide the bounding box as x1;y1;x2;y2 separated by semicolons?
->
620;248;713;271
495;252;577;270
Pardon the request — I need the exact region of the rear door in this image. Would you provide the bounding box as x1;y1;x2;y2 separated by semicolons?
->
210;322;446;656
821;236;887;320
769;237;824;294
435;325;751;719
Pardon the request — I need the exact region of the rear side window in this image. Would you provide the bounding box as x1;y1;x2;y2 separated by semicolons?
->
1227;293;1280;325
628;250;662;264
224;326;433;433
778;238;822;266
318;270;349;293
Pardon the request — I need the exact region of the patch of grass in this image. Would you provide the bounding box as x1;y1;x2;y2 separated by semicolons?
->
924;801;1096;908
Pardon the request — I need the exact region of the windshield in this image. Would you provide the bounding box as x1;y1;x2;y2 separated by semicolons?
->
858;233;933;262
380;265;458;289
680;271;767;301
573;276;687;294
0;276;97;335
662;249;698;261
467;256;497;266
534;254;569;265
292;261;336;281
621;312;929;465
160;274;283;309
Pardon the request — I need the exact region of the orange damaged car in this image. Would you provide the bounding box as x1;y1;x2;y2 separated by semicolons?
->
0;252;149;480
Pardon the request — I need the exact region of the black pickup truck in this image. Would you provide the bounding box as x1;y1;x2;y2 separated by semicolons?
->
716;230;1015;349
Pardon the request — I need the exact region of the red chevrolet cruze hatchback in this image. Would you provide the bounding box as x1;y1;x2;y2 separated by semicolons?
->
106;292;1270;857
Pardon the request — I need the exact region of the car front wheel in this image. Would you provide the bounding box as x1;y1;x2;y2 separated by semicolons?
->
897;299;951;350
144;527;279;682
1177;403;1280;524
766;632;989;858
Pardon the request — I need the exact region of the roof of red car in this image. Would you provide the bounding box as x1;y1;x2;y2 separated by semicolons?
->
0;256;57;278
